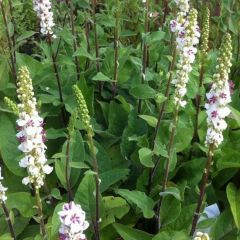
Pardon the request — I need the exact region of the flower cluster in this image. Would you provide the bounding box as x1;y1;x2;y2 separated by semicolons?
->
16;67;53;189
72;85;92;132
58;202;89;240
33;0;55;36
205;34;232;148
0;167;7;203
170;0;189;33
172;8;200;108
200;7;210;54
194;232;210;240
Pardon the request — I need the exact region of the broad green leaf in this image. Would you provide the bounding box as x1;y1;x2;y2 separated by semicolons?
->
116;189;155;218
73;48;97;60
160;187;181;201
153;230;190;240
100;169;129;193
160;195;181;226
113;223;152;240
226;183;240;229
130;84;156;99
17;31;36;43
138;147;154;168
217;150;240;170
6;192;36;218
50;203;64;239
139;115;158;128
229;106;240;126
101;196;130;228
92;72;113;82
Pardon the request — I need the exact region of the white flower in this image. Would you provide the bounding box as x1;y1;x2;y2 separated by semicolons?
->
194;232;210;240
16;67;53;189
58;202;89;240
0;167;7;203
33;0;55;36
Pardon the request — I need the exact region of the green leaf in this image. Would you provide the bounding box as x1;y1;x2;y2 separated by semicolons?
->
160;187;181;201
17;31;36;43
148;30;166;44
50;203;64;239
160;195;181;226
116;189;155;218
229;106;240;127
100;169;129;193
92;72;113;82
113;223;153;240
139;115;158;128
217;150;240;170
101;196;130;228
73;48;97;60
138;147;154;168
130;84;156;99
6;192;36;218
226;183;240;229
153;230;190;240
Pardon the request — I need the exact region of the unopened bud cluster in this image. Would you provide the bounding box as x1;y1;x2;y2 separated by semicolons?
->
72;85;92;133
172;8;200;108
33;0;55;36
16;67;53;189
200;7;210;54
4;97;19;116
194;232;210;240
0;167;7;203
205;34;232;147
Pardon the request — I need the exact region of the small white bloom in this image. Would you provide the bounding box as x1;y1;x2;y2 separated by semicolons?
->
0;167;7;203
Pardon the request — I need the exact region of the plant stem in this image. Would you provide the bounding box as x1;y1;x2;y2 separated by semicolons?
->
91;0;101;94
87;131;100;240
138;0;150;113
1;202;16;239
156;108;179;231
65;136;73;202
47;34;67;125
0;1;17;82
147;42;176;194
66;0;81;80
84;15;91;71
112;0;120;97
35;189;48;239
190;144;214;236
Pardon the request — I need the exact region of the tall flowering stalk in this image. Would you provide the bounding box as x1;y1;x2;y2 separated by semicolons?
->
58;201;89;240
194;6;210;141
147;0;190;193
73;85;100;240
138;0;150;113
16;66;53;239
33;0;66;125
156;8;200;230
190;34;232;236
0;167;16;239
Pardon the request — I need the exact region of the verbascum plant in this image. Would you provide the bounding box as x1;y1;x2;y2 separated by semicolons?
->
190;33;232;236
4;97;19;115
58;202;89;240
200;7;210;54
194;232;210;240
172;8;200;108
16;66;52;239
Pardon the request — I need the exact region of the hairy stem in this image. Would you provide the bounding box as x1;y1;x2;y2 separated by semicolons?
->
1;202;16;240
47;35;67;125
35;189;48;239
156;109;179;231
65;136;73;202
147;42;177;194
84;16;91;71
190;144;214;236
66;0;81;80
0;1;17;82
87;132;100;240
112;0;120;97
138;0;150;113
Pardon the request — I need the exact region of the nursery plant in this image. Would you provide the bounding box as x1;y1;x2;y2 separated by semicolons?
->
0;0;240;239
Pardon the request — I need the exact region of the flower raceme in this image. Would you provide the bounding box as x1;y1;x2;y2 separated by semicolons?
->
33;0;55;36
16;66;53;189
58;202;89;240
172;8;200;108
0;167;7;203
205;34;232;148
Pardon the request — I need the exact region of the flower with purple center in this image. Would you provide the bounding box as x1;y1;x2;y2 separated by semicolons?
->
58;202;89;240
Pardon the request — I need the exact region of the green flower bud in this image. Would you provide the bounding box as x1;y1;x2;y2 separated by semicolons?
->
200;7;210;54
68;110;77;136
72;85;92;132
4;97;19;116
